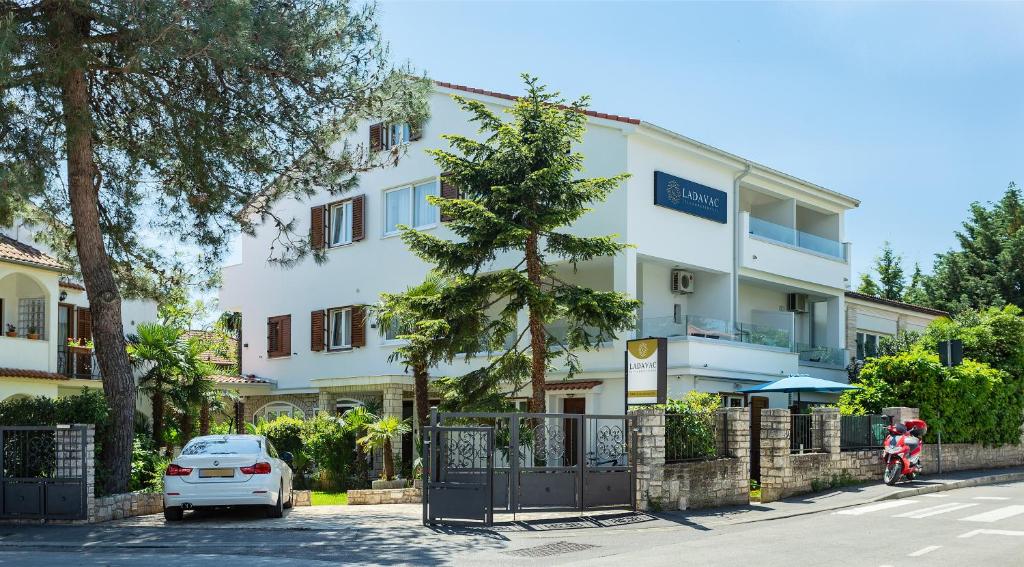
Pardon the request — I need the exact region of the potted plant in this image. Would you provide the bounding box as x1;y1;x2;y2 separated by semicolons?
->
67;337;94;353
4;324;15;338
357;415;411;489
26;326;40;340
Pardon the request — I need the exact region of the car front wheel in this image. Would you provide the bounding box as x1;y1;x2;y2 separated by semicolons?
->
164;506;184;522
267;482;284;518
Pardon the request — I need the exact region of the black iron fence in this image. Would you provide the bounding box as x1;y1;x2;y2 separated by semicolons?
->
840;414;891;450
57;348;100;380
665;411;727;463
790;413;824;454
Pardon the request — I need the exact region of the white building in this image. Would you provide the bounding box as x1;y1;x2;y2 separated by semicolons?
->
844;291;947;360
219;81;861;430
0;221;156;402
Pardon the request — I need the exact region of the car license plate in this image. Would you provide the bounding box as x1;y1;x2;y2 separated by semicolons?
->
199;468;235;478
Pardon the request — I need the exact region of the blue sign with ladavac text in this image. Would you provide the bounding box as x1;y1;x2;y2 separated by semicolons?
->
654;171;727;224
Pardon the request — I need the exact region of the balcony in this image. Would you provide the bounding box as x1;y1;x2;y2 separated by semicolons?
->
57;347;101;380
639;315;792;350
794;343;848;369
740;212;851;289
0;335;51;372
747;216;848;261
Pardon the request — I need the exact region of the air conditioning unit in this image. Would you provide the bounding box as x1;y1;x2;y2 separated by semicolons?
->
671;270;695;294
787;293;809;313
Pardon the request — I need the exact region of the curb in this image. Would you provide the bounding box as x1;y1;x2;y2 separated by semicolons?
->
876;471;1024;502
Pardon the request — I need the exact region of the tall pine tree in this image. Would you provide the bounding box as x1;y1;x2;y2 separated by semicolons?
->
402;75;640;413
925;184;1024;312
876;241;905;301
0;1;427;491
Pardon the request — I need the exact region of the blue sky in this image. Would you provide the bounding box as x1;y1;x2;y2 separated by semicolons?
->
376;1;1024;281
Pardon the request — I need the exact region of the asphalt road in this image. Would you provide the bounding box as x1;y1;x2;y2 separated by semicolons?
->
2;481;1023;566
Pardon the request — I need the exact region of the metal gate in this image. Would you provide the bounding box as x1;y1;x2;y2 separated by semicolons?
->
0;426;88;520
423;411;636;525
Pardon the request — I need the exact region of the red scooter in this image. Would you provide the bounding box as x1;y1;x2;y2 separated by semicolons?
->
882;419;928;485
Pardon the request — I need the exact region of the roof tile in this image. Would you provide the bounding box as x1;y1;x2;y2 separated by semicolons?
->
0;235;64;271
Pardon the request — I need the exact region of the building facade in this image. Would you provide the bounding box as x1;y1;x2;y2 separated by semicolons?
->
844;291;948;360
220;81;865;427
0;223;156;402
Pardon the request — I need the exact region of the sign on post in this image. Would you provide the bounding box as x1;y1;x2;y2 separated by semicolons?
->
938;339;963;367
625;337;667;410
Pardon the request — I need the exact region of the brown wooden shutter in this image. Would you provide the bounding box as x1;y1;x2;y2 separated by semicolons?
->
76;306;92;340
351;194;365;241
280;315;292;355
351;306;366;348
369;122;383;152
440;176;459;222
311;205;325;251
409;122;423;141
310;309;325;352
75;306;93;376
267;317;279;357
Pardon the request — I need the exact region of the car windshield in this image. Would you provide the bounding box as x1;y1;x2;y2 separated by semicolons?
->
182;438;261;456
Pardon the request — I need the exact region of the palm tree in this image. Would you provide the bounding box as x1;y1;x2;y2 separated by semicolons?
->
356;415;412;481
342;406;378;484
128;323;185;449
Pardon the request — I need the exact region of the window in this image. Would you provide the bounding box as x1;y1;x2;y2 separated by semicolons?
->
384;123;412;149
335;399;364;415
328;200;353;247
856;332;881;360
253;402;306;424
328;307;352;350
267;315;291;358
721;394;745;408
182;438;262;455
383;318;405;341
18;297;45;339
384;180;439;235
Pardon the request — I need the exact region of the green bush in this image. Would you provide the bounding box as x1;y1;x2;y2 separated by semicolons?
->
130;435;168;493
302;413;357;491
840;347;1024;445
663;391;721;460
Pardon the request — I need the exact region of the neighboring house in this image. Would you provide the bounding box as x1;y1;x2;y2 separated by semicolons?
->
844;291;948;360
0;225;157;403
219;79;863;434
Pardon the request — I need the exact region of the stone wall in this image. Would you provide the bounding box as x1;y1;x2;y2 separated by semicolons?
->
348;487;421;505
92;492;164;523
633;407;751;511
920;443;1024;474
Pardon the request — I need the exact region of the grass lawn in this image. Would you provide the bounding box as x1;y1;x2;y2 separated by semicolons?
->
310;491;348;506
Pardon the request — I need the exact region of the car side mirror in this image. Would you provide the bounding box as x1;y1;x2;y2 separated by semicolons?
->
280;451;293;464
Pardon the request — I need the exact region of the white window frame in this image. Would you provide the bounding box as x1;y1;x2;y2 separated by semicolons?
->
328;200;354;248
253;402;306;424
721;394;745;408
856;331;882;360
328;307;352;351
382;179;439;236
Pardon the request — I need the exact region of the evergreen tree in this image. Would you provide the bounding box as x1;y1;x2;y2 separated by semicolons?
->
924;184;1024;312
402;75;640;413
856;273;881;296
0;1;427;491
903;262;928;306
875;241;905;301
373;273;490;429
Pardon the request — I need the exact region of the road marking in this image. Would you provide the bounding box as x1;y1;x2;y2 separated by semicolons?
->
922;493;949;498
960;505;1024;523
836;500;918;516
972;496;1011;501
959;529;1024;539
908;545;941;557
894;503;977;519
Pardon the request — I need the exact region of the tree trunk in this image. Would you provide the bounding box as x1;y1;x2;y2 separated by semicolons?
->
152;385;165;449
181;413;194;445
383;437;394;481
200;400;211;435
525;231;547;413
414;362;429;430
60;8;135;494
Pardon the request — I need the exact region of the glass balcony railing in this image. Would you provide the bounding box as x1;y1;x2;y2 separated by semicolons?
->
638;315;793;350
748;216;846;260
794;343;849;368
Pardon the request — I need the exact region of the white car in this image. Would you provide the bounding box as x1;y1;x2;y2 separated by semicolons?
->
163;434;294;521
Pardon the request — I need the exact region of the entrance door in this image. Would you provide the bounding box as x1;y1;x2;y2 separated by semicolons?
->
749;396;769;482
563;398;585;466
